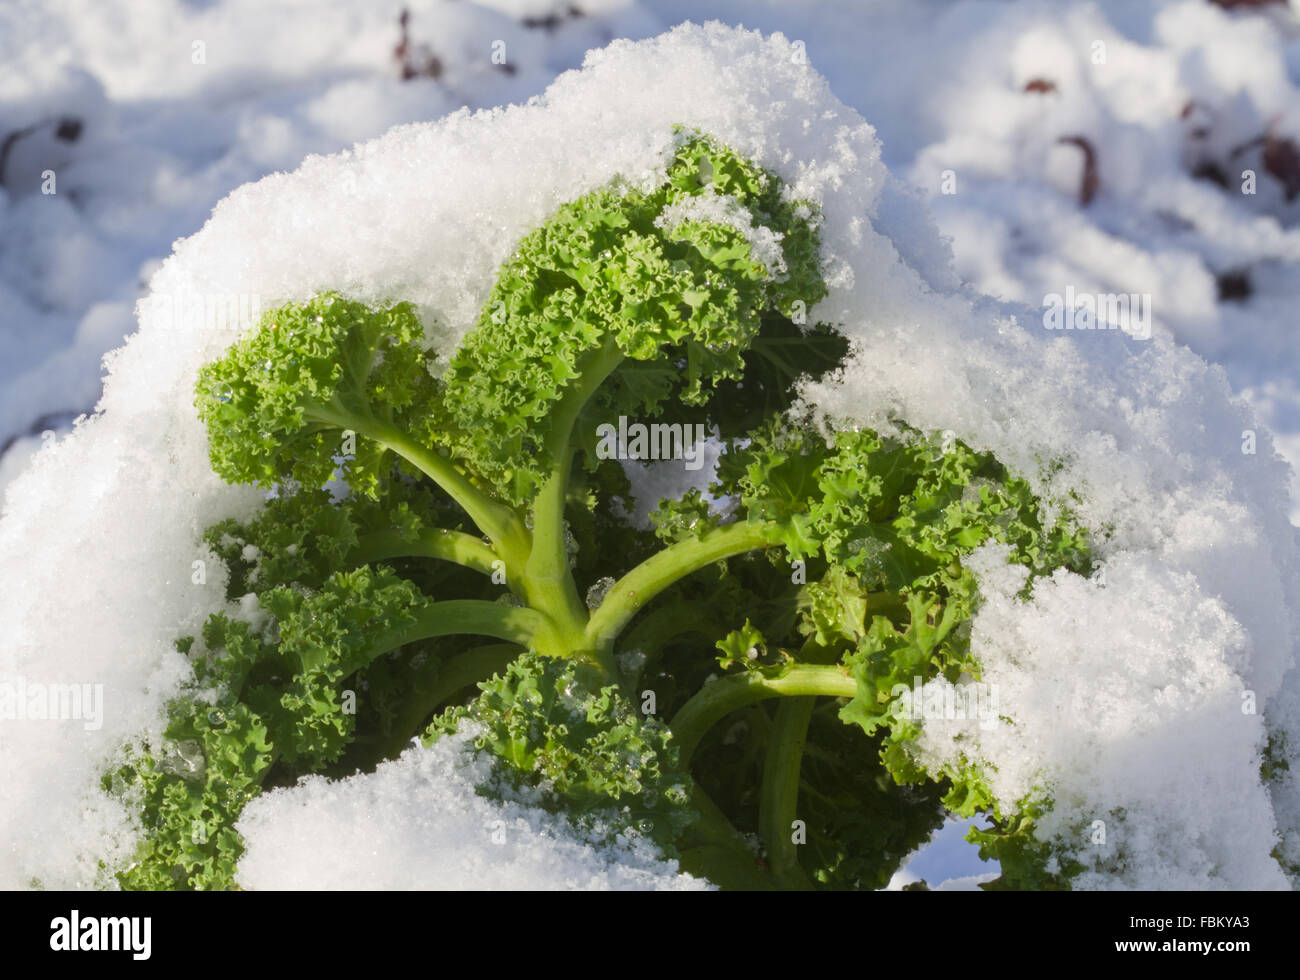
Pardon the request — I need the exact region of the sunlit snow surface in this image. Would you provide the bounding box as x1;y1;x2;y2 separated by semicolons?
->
235;726;711;890
0;4;1297;890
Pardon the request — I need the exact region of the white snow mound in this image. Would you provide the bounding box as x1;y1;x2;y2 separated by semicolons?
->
234;727;709;891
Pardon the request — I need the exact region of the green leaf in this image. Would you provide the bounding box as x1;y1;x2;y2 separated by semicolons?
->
715;620;767;671
426;651;697;853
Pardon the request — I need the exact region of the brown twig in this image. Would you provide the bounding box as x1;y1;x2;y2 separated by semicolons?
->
1057;135;1099;206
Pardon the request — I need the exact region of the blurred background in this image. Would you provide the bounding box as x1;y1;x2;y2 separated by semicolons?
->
1;0;1298;885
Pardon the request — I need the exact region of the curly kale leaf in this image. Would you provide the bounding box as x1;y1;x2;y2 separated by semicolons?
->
116;480;492;889
421;129;827;503
674;418;1095;888
196;295;433;498
425;651;695;853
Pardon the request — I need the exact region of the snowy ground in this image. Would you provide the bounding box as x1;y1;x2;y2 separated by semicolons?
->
3;0;1299;522
1;0;1298;890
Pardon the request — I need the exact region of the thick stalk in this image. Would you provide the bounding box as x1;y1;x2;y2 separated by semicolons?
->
523;338;624;662
367;643;520;763
349;527;500;576
669;664;856;766
758;697;816;890
369;599;547;655
306;401;528;562
329;601;554;766
586;520;781;651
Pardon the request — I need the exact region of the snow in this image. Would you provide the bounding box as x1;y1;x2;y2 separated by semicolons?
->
234;725;709;890
0;0;657;487
654;191;789;278
912;544;1287;888
0;1;1298;890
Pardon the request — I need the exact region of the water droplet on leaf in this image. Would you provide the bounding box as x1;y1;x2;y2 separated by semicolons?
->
159;740;206;781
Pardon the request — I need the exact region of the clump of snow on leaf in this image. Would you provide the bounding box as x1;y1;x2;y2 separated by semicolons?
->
234;726;709;891
654;191;789;278
911;543;1285;889
0;20;1296;889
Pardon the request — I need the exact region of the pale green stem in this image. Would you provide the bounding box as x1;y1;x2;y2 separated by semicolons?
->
586;520;781;652
372;599;547;653
306;401;529;563
369;643;520;762
350;527;501;577
669;664;856;766
523;338;624;663
758;696;816;890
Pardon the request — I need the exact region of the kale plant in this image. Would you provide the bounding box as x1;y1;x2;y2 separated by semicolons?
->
109;130;1092;890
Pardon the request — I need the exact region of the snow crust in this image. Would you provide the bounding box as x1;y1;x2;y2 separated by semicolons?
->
0;15;1297;889
234;726;709;890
